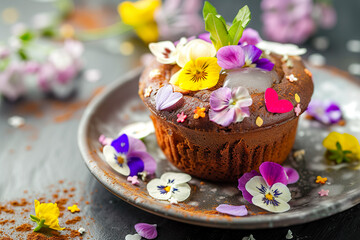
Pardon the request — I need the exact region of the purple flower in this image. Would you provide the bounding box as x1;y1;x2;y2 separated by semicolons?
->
306;100;342;125
239;28;262;46
155;0;203;41
0;63;25;101
134;223;158;239
197;32;211;43
217;45;274;71
238;162;299;204
209;87;252;127
216;204;248;217
103;134;156;176
261;0;316;44
314;3;337;29
155;84;183;111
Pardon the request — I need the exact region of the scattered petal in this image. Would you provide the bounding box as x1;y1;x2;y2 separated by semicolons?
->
286;230;293;239
318;189;329;196
127;175;140;185
84;69;101;82
134;223;158;240
216;204;248;217
315;176;327;184
125;234;142;240
67;204;80;213
155;85;183;111
256;116;263;127
8;116;25;128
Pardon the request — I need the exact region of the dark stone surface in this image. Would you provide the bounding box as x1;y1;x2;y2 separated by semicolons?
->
0;0;359;239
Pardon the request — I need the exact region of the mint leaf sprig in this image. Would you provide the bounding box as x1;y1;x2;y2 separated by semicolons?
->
203;1;251;50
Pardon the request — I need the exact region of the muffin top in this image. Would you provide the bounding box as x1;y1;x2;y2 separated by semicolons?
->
139;3;314;133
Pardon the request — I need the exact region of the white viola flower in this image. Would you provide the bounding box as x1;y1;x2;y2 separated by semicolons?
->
119;121;155;140
147;172;191;202
149;41;178;64
256;40;307;56
176;39;216;68
245;176;291;213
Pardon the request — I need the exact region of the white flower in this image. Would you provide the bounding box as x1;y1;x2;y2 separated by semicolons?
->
147;172;191;202
256;40;307;56
103;145;131;176
245;176;291;213
149;38;187;65
120;121;155;140
175;39;216;68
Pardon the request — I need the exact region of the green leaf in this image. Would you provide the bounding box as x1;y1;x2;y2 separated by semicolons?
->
205;13;229;51
228;20;244;45
19;31;34;42
232;5;251;28
34;219;45;232
202;1;227;26
30;214;40;222
17;49;28;61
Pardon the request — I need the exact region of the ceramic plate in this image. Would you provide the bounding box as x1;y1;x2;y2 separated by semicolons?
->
78;67;360;229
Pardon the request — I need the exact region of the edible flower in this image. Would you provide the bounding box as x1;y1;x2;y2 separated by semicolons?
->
103;133;156;176
149;38;187;64
118;0;161;43
306;100;342;125
155;84;183;111
216;204;248;217
322;132;360;163
147;172;191;203
134;223;158;239
30;200;64;232
217;45;274;71
171;57;221;91
209;87;252;127
238;162;299;213
239;28;262;46
175;39;216;68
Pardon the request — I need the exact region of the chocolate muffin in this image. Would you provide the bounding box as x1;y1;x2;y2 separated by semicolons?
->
138;4;313;182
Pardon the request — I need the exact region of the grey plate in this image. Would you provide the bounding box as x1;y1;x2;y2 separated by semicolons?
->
78;66;360;229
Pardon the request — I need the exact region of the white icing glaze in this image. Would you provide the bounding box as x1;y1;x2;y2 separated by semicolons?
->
257;40;307;56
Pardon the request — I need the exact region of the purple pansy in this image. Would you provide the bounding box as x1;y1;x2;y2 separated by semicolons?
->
134;223;158;239
197;32;211;43
216;204;248;217
155;84;183;111
209;86;252;127
306;100;342;125
103;134;156;177
238;162;299;204
239;28;262;46
217;45;274;71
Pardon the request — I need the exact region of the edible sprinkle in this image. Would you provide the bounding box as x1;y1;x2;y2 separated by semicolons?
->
294;104;301;116
256;116;263;127
67;204;80;213
286;230;293;239
177;112;187;123
304;68;312;77
293;149;305;161
318;189;329;197
144;86;153;97
286;74;298;82
194;107;206;119
295;93;300;103
78;227;86;234
127;175;140;185
315;176;328;184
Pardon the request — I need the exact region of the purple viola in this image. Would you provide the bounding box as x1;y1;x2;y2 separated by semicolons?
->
217;44;274;71
103;134;156;177
238;162;299;213
209;86;252;127
306;100;342;125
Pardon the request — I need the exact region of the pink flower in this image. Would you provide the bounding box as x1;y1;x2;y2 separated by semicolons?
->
0;63;26;101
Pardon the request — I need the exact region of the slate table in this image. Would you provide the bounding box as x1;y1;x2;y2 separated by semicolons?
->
1;0;360;239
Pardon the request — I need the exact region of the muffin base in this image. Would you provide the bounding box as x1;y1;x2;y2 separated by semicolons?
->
151;115;299;182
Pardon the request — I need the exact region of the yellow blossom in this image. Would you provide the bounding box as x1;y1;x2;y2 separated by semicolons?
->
323;132;360;159
30;199;64;232
118;0;161;43
171;57;221;91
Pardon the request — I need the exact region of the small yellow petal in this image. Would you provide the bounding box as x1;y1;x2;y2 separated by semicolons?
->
118;0;161;26
295;93;300;103
322;132;343;150
256;116;263;127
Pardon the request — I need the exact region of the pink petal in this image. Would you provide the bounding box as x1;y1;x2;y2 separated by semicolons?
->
209;108;235;127
134;223;158;240
128;136;147;153
217;45;245;69
216;204;248;217
155;85;183;111
284;167;299;184
238;170;260;204
128;151;157;174
259;162;288;187
209;87;232;111
239;28;262;45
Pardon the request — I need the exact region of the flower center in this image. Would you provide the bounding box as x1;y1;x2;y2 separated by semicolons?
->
164;186;171;192
244;59;256;68
117;156;125;165
265;192;274;201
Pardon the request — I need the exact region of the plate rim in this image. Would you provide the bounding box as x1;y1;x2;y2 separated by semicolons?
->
78;66;360;229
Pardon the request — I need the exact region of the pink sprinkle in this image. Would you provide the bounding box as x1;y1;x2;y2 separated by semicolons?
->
98;134;113;146
294;104;301;116
318;189;329;196
177;112;187;123
127;176;140;185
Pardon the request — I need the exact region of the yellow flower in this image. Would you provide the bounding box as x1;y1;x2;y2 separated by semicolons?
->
171;57;221;91
118;0;161;43
30;200;64;232
323;132;360;159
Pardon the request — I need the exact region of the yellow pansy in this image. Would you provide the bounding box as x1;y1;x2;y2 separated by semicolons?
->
323;132;360;159
30;199;64;232
171;57;221;91
118;0;161;43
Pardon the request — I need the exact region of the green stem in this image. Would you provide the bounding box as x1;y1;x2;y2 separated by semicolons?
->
76;21;134;41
